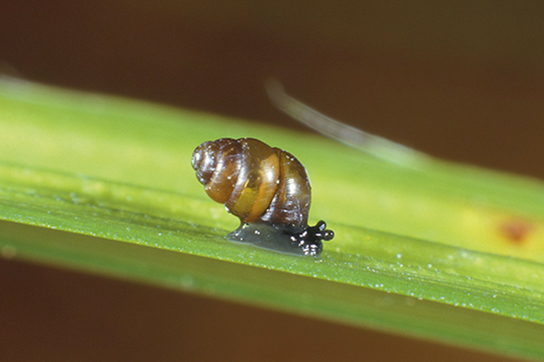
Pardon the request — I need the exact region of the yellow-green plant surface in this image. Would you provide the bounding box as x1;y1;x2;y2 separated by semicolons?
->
1;78;544;360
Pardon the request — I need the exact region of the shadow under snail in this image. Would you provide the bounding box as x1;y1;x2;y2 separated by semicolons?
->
191;137;334;257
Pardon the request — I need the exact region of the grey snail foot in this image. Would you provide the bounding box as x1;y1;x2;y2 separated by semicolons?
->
227;221;334;257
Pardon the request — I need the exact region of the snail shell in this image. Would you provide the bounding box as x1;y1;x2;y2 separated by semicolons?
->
192;138;334;256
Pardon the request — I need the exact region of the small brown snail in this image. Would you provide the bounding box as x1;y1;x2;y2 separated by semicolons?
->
191;138;334;257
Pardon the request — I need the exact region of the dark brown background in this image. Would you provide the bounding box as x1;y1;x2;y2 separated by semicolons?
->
1;1;542;360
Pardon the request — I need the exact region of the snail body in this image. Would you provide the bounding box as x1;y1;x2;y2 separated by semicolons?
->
192;138;333;256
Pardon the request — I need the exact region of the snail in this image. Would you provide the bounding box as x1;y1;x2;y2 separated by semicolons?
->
191;137;334;257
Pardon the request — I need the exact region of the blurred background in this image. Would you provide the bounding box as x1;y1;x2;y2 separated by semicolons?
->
1;1;542;360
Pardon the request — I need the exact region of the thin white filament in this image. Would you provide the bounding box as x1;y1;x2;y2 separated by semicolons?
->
265;79;431;168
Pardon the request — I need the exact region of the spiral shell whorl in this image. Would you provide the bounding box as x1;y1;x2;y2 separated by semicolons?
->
191;140;219;185
191;138;311;226
192;138;240;204
260;149;311;227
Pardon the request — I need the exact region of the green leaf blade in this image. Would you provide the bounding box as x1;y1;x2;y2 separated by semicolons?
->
1;78;544;360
